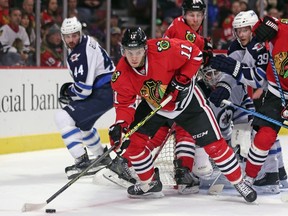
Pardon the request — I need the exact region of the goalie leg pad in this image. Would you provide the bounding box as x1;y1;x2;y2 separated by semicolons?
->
231;123;252;158
193;147;213;178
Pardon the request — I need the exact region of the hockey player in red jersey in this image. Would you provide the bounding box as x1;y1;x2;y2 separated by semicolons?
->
153;0;214;193
164;0;213;66
108;27;257;202
241;16;288;187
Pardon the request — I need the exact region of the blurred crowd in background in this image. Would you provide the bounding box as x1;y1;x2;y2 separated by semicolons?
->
0;0;287;67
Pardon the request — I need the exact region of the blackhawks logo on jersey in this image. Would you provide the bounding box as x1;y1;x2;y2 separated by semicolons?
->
280;19;288;25
157;40;170;52
140;79;167;107
273;52;288;78
111;70;121;82
185;31;196;43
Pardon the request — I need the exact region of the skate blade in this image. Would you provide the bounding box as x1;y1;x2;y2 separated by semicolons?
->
253;185;280;194
178;185;200;195
128;191;164;199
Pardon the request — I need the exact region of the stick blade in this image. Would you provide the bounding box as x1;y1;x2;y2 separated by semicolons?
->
21;202;47;212
208;184;224;195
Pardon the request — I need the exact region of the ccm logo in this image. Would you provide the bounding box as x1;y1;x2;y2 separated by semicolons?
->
192;130;208;139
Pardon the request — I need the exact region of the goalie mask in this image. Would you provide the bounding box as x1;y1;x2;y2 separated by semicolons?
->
199;65;222;87
232;10;259;47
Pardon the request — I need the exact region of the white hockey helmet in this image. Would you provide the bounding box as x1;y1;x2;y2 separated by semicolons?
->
232;10;259;30
61;17;82;35
232;10;259;44
198;65;222;87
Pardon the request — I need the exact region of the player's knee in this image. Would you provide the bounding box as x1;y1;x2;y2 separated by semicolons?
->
54;109;75;130
203;138;227;158
254;126;277;151
125;132;149;157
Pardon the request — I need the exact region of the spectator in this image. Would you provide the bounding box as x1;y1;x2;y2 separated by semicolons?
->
22;0;35;29
20;10;36;65
68;0;78;18
0;0;9;27
40;23;63;67
240;0;249;11
268;7;282;18
109;26;122;65
217;0;242;49
0;8;30;66
41;0;62;26
77;0;104;24
110;12;121;28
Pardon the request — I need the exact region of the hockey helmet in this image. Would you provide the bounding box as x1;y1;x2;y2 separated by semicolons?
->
232;10;259;46
232;10;259;30
61;17;82;35
121;27;147;49
199;65;222;87
182;0;206;13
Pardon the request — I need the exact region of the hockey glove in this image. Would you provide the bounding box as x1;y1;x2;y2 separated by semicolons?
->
209;82;231;107
202;37;213;67
166;74;191;102
210;55;242;80
109;123;130;155
58;82;73;105
254;16;278;42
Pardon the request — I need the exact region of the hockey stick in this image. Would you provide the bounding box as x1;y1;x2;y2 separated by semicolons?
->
222;100;288;129
208;146;240;195
100;123;176;188
22;95;173;212
208;171;224;195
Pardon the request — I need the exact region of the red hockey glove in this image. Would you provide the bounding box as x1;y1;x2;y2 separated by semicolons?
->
58;82;73;104
166;74;191;102
253;16;278;42
109;122;130;154
202;37;213;67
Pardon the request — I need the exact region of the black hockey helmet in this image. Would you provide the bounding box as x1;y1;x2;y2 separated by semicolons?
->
121;27;147;49
182;0;206;13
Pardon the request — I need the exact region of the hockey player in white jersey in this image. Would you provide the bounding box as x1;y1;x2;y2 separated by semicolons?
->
54;17;114;179
210;10;288;193
197;65;254;188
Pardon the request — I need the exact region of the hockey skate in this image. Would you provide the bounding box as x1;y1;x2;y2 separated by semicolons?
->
174;159;200;195
234;178;257;203
101;155;137;188
253;172;280;194
279;167;288;189
127;168;164;199
65;148;112;180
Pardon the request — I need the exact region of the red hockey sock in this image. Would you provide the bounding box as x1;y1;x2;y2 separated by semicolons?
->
246;126;277;178
204;138;242;184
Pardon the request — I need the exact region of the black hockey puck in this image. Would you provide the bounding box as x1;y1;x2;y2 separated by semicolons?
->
45;209;56;213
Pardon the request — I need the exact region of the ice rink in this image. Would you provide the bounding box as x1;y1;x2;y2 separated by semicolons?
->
1;136;288;216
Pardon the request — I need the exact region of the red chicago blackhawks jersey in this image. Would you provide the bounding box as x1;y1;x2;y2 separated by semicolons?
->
267;19;288;99
163;16;205;51
111;38;202;126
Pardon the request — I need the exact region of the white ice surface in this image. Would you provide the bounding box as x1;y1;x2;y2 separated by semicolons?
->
1;137;288;216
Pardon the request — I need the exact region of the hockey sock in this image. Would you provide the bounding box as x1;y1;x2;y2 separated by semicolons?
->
81;128;104;156
204;138;242;184
128;132;154;183
175;125;195;171
246;126;277;178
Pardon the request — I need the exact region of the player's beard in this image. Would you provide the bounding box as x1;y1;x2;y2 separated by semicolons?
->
68;42;76;49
